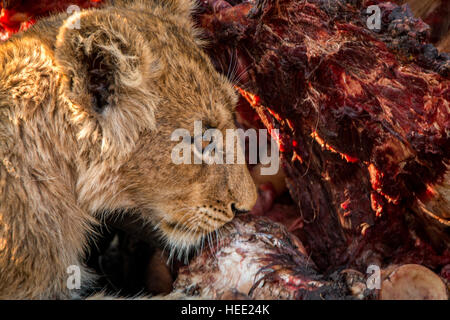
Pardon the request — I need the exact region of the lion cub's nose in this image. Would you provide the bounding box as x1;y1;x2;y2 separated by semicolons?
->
230;203;249;216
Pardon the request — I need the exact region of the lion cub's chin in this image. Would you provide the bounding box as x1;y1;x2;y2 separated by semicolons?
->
158;221;226;261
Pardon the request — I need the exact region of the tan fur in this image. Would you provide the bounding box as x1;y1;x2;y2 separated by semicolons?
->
0;0;257;299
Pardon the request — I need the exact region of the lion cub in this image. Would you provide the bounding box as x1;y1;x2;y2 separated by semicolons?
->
0;0;257;299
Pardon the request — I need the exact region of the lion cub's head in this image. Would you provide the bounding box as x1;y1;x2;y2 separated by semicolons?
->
53;0;257;254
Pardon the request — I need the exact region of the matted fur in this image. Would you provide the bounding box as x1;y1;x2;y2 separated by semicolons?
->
0;0;257;299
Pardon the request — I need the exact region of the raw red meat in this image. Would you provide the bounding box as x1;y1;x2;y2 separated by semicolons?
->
173;214;448;300
195;0;450;275
174;214;363;300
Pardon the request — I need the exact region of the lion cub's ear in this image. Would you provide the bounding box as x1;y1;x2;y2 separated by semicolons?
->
55;10;160;116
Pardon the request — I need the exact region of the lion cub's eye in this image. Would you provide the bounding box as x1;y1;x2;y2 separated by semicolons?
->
190;124;223;163
190;124;215;150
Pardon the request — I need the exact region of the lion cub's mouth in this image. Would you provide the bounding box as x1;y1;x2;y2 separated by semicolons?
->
158;217;230;254
162;221;206;235
100;208;230;257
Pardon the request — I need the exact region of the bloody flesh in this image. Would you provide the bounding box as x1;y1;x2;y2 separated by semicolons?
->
196;0;450;275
